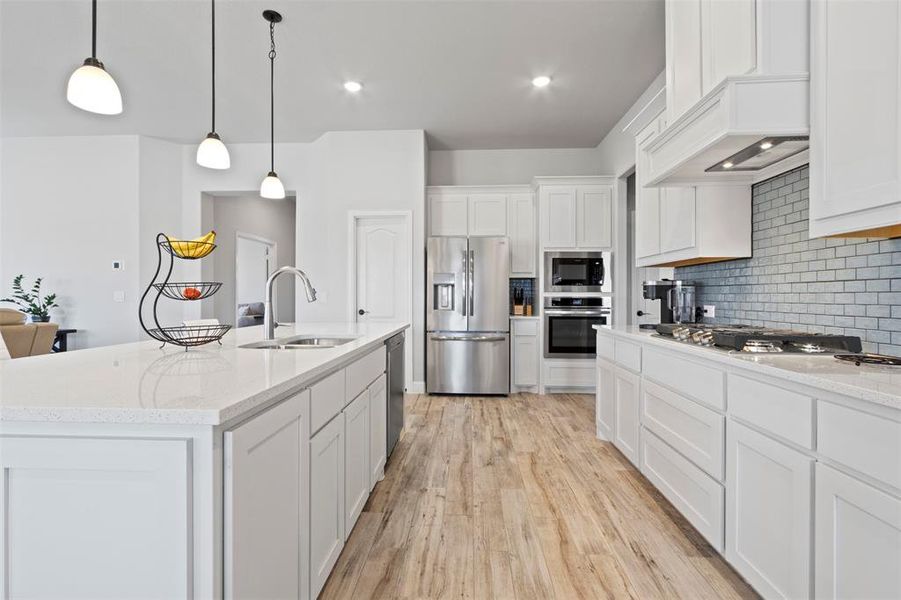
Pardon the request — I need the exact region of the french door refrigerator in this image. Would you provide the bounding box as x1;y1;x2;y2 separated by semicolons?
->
426;236;510;395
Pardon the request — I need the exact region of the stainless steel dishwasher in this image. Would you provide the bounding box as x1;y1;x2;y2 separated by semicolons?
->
386;332;405;457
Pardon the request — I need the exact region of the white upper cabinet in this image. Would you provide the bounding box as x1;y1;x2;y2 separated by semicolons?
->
577;186;613;248
699;0;756;96
427;185;536;276
536;177;615;250
634;112;751;268
810;0;901;238
468;194;507;236
508;193;536;276
666;0;703;123
428;193;468;236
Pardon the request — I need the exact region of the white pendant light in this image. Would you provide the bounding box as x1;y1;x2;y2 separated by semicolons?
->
196;0;230;169
67;0;123;115
260;10;285;199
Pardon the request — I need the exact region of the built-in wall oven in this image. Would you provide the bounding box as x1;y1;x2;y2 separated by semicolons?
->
544;296;612;358
544;251;611;293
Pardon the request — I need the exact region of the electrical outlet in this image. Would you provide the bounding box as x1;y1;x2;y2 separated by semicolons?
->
703;305;716;319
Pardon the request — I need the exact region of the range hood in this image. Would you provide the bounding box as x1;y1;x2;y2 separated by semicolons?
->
642;75;809;187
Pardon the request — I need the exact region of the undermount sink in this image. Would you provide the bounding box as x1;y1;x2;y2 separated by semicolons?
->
240;335;358;350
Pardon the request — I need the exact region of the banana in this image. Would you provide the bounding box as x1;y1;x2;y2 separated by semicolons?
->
166;230;216;258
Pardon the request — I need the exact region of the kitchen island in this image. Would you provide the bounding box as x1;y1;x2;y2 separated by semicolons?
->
0;321;409;599
593;324;901;600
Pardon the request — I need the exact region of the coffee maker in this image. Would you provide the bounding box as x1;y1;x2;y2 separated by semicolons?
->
641;279;699;328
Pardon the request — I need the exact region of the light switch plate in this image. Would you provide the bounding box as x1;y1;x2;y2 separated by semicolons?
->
112;260;123;270
113;291;125;303
703;305;715;318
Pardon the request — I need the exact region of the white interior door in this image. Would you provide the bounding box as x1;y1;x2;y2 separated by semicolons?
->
235;235;275;325
352;213;412;387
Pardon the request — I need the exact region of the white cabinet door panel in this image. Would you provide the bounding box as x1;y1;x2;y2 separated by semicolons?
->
513;331;539;387
666;0;703;122
815;463;901;600
700;0;756;94
469;194;507;236
810;0;901;237
726;421;812;600
344;389;370;539
429;194;468;236
0;436;191;599
310;415;345;597
541;187;577;248
636;120;663;259
225;393;305;600
613;366;641;466
659;187;697;254
577;186;613;248
508;193;536;275
596;358;616;442
369;374;388;491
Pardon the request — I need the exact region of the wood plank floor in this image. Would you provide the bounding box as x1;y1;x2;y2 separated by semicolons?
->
320;393;758;600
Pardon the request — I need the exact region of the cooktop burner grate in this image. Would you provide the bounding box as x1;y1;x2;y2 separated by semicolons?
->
834;354;901;367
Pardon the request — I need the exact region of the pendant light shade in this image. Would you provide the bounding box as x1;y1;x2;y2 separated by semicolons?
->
196;0;230;169
67;1;122;115
196;133;231;169
260;171;286;200
260;10;285;199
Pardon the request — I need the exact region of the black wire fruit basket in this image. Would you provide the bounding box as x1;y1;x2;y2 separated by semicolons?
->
139;233;231;349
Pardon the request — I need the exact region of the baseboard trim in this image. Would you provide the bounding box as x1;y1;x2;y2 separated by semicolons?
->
407;380;425;394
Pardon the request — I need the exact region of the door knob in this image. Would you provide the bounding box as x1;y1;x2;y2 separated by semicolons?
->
358;309;369;316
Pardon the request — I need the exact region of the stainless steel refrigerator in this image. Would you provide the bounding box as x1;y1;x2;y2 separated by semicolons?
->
426;236;510;395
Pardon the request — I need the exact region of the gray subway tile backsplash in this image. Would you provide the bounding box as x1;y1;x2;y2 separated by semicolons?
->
674;164;901;356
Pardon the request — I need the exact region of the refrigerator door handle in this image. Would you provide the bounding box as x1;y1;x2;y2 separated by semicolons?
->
460;250;468;316
469;249;475;317
431;334;506;342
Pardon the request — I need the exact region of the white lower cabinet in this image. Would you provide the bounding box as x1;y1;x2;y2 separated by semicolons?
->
641;427;725;552
225;391;306;600
369;373;388;490
512;318;539;388
310;414;346;597
344;389;371;540
595;358;616;441
726;420;813;600
613;366;641;466
815;463;901;600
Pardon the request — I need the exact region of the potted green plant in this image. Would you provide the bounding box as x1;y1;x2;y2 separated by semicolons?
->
1;274;59;323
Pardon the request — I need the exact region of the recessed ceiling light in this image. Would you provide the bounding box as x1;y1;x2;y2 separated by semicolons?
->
760;141;773;150
532;75;551;88
722;161;734;169
344;81;362;93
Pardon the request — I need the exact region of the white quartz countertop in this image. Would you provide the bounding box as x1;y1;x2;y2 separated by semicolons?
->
0;322;409;426
594;324;901;410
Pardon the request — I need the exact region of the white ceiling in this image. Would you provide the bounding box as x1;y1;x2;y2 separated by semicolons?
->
0;0;664;150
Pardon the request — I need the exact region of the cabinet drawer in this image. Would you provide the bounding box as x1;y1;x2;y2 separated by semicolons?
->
596;332;615;362
643;347;725;410
544;360;595;387
512;318;539;336
346;346;386;405
614;339;642;373
728;374;814;448
310;369;346;435
641;428;725;552
642;379;724;480
818;401;901;490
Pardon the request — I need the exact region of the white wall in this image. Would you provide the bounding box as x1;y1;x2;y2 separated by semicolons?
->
594;71;665;177
428;147;601;185
0;136;141;348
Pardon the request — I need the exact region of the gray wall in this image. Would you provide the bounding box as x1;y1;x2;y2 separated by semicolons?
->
205;195;296;327
676;164;901;356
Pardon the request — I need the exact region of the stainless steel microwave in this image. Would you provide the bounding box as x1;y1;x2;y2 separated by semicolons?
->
544;251;611;293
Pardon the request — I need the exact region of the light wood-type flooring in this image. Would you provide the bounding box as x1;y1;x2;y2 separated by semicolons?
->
320;393;758;599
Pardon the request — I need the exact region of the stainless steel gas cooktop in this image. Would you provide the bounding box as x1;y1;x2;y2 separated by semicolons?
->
655;323;863;354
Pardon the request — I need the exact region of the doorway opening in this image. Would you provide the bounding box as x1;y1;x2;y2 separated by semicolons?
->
201;192;296;328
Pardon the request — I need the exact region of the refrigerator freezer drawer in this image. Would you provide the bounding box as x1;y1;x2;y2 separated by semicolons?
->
427;333;510;395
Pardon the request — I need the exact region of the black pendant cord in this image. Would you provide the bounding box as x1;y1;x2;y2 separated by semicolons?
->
269;21;276;173
91;0;97;59
210;0;216;133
